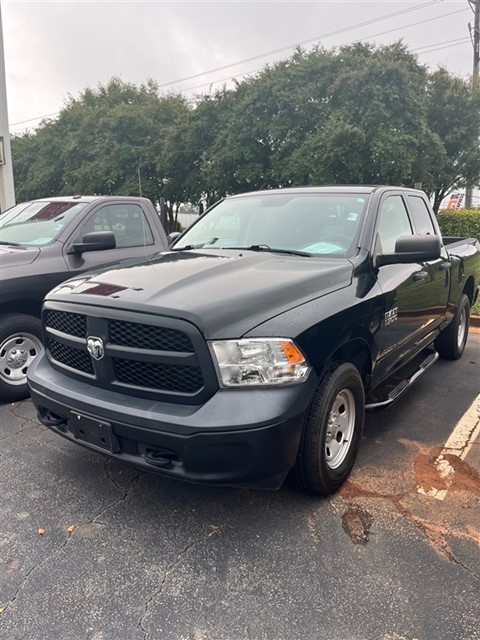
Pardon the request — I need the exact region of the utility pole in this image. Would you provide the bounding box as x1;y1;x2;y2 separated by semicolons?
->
0;1;15;212
465;0;479;209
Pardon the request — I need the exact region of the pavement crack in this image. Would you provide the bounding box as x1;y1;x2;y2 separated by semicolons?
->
138;525;224;639
339;480;480;579
0;420;40;442
0;535;71;618
0;472;143;620
92;471;143;524
407;513;480;580
0;424;64;454
103;458;124;491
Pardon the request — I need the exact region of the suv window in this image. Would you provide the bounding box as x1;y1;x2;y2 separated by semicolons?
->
376;195;413;253
82;204;154;248
407;196;436;235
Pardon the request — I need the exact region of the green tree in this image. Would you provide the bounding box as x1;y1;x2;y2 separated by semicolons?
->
11;78;191;210
200;43;430;194
423;68;480;213
11;45;478;214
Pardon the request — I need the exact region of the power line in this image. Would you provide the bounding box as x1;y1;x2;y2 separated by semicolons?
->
9;111;59;127
9;0;443;130
10;0;468;133
154;0;443;90
416;39;471;55
180;9;470;94
412;36;471;52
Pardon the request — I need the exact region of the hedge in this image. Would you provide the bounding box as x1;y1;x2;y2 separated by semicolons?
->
436;209;480;241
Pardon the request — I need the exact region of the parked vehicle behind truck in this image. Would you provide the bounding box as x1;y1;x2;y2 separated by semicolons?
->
0;195;168;402
28;186;480;495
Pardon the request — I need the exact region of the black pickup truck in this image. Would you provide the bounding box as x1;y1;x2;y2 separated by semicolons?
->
0;195;168;402
27;186;480;495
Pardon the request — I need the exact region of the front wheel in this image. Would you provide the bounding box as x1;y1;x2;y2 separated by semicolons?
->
0;314;43;403
294;361;365;496
435;293;470;360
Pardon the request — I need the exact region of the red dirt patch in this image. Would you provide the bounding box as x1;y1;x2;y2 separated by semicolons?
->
414;448;480;497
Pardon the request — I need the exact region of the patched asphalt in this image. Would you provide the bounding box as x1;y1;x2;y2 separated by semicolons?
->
0;335;479;640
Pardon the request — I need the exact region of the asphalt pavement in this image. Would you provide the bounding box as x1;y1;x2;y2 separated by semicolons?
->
0;334;479;640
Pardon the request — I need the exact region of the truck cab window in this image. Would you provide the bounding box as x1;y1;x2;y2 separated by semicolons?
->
82;204;154;248
376;195;413;253
407;196;436;235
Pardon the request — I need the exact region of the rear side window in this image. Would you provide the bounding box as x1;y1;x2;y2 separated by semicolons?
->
407;196;436;235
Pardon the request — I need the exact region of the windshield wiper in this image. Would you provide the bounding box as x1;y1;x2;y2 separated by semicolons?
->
172;237;221;251
172;243;311;256
224;244;312;257
171;244;198;251
0;240;21;246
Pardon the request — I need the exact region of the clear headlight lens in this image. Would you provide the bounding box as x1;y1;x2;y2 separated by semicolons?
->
210;338;310;387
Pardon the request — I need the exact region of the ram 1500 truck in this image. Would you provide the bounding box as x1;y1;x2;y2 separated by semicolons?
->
27;186;480;495
0;195;168;401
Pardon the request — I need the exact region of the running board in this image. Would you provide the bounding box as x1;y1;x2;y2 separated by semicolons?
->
366;351;439;411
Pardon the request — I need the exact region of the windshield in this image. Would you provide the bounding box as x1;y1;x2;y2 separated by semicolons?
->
173;193;367;257
0;201;88;246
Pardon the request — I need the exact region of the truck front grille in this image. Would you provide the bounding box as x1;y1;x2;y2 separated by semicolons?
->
109;320;193;352
112;359;203;393
45;310;87;338
47;338;94;375
44;305;217;404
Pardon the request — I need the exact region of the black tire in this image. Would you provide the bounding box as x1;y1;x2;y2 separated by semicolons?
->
0;314;43;403
294;361;365;496
435;293;470;361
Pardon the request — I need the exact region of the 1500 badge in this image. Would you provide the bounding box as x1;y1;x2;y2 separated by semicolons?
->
384;307;398;326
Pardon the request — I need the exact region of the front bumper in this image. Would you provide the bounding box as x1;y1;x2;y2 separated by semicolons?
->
28;353;316;489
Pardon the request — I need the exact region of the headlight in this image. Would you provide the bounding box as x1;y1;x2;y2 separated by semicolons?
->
210;338;310;387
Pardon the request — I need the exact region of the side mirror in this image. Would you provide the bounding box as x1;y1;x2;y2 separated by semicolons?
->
69;231;116;254
377;235;441;267
167;231;182;246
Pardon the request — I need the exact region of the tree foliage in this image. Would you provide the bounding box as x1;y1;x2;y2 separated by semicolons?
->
424;68;480;212
11;43;480;216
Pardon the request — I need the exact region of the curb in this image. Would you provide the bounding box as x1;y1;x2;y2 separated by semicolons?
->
471;315;480;328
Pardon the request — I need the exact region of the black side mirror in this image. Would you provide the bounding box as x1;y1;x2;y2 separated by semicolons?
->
377;235;441;267
69;231;116;254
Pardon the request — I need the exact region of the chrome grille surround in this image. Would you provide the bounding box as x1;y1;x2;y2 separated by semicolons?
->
43;302;217;404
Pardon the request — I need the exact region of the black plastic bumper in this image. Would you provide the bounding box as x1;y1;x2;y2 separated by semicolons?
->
28;354;316;489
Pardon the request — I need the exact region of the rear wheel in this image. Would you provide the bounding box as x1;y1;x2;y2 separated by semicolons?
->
435;294;470;360
0;314;43;403
294;361;365;496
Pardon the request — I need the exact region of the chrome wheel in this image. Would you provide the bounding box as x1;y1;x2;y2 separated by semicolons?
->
0;332;43;387
457;307;467;350
324;389;356;470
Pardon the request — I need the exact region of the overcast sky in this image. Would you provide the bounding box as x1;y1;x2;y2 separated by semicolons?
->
2;0;475;136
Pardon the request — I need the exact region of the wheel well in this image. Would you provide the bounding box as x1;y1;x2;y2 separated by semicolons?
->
463;276;475;305
0;300;42;318
330;339;372;385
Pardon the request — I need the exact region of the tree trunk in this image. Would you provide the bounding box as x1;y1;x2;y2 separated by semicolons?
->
433;189;446;215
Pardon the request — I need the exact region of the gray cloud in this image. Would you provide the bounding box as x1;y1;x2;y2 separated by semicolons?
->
3;0;473;133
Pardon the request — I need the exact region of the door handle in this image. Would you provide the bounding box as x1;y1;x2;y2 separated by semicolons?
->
439;261;451;270
413;271;429;282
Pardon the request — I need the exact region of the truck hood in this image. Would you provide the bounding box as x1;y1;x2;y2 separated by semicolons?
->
47;249;353;338
0;244;40;269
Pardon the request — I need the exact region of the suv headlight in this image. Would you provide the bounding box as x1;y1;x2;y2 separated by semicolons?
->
209;338;310;387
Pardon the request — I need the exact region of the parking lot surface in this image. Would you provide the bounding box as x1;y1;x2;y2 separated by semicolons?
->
0;335;479;640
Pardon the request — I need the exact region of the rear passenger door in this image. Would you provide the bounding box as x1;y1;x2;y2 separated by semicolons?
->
373;194;438;379
64;202;156;274
405;194;450;326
